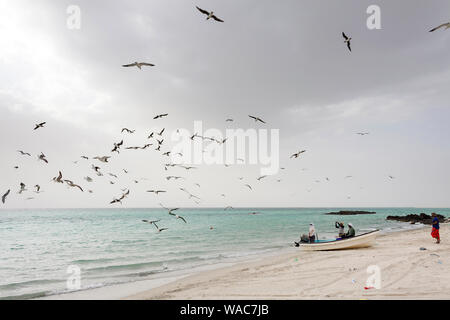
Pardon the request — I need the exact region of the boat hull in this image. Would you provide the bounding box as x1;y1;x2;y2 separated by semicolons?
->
300;230;380;251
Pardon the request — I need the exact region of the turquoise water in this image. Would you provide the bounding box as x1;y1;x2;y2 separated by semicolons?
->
0;207;448;299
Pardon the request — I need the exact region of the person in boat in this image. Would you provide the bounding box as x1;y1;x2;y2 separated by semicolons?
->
342;223;355;239
431;213;440;244
335;221;345;238
308;223;316;243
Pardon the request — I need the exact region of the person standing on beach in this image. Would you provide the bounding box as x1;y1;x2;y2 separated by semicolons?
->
431;213;440;244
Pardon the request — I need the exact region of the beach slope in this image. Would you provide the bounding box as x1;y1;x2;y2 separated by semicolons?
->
126;224;449;300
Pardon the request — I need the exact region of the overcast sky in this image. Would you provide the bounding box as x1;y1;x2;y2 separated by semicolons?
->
1;0;449;209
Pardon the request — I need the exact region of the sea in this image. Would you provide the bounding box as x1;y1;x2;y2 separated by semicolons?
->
0;207;448;299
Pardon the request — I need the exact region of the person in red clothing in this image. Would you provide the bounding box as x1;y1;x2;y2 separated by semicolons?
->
431;213;440;244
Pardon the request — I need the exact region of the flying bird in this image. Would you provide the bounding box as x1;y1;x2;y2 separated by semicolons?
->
356;132;369;136
34;185;41;193
38;153;48;164
342;32;352;52
142;219;160;225
121;128;135;134
93;156;110;163
17;150;31;156
244;184;252;190
248;115;266;124
429;22;450;32
2;189;10;204
122;62;155;69
64;180;83;192
18;183;26;194
290;150;306;158
195;6;224;22
53;171;63;183
147;190;166;195
153;114;168;120
34;122;46;130
111;140;123;153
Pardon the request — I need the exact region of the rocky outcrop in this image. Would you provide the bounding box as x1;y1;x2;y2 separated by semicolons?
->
324;210;376;215
386;213;446;225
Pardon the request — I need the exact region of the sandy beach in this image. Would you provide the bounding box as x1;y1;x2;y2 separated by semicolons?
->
124;224;449;300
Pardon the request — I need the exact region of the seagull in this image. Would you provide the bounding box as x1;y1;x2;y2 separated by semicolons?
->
110;198;122;205
159;203;180;215
179;188;200;200
290;150;306;158
2;189;10;204
64;180;83;192
53;171;63;183
147;190;166;195
122;62;155;69
34;185;41;193
256;175;267;181
93;156;110;163
226;118;234;122
111;140;123;153
169;211;187;223
429;22;450;32
81;156;89;160
18;183;26;194
121;128;135;134
147;132;154;139
38;152;48;164
17;150;31;156
342;32;352;52
166;176;184;181
153;223;168;233
158;128;165;136
195;6;224;22
84;176;93;182
141;144;152;149
248;115;266;124
92;165;101;173
34;122;46;130
356;132;369;136
142;219;161;225
108;173;118;178
244;184;252;190
388;175;395;179
153;114;168;120
123;169;129;174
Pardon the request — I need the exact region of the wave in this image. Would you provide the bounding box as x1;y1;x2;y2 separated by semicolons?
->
0;279;61;291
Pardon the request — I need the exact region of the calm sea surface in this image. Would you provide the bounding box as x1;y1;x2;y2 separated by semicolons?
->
0;207;448;299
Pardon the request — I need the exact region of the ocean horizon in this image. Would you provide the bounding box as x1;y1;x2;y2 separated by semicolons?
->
1;207;448;300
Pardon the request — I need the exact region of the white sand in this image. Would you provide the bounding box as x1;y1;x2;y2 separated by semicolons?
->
125;224;449;300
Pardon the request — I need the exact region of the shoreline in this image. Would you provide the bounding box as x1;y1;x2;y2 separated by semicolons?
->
38;223;449;300
125;224;449;300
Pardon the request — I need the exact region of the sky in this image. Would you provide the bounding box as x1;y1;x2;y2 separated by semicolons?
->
0;0;449;208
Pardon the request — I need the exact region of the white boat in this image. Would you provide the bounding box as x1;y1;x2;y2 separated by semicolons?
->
299;230;380;251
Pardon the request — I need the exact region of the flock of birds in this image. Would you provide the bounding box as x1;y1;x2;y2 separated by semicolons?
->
2;6;449;233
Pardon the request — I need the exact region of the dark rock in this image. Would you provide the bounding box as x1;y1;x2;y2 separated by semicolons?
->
386;213;446;225
324;210;376;215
